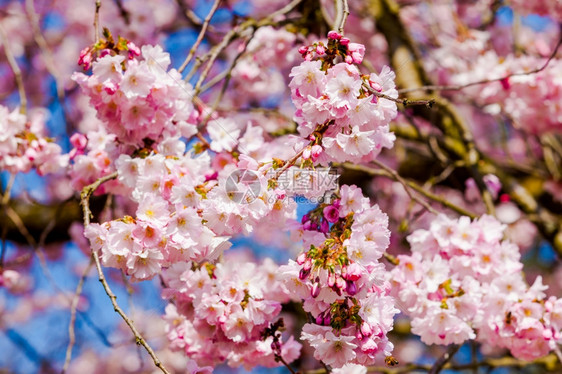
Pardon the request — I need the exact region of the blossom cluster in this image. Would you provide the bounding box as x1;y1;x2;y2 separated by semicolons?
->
161;257;301;369
83;149;299;281
0;106;67;175
390;214;562;360
289;32;397;164
72;42;197;148
280;185;399;368
458;54;562;135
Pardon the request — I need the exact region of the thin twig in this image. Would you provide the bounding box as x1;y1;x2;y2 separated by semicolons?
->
62;257;94;374
364;83;434;107
429;345;460;374
193;27;239;95
371;159;439;215
25;0;64;100
178;0;222;73
0;24;27;114
188;0;303;86
338;162;477;218
273;121;331;180
80;172;170;374
276;354;297;374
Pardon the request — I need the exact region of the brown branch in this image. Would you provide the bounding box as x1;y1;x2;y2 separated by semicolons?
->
364;83;434;107
429;344;460;374
337;162;477;218
370;158;439;215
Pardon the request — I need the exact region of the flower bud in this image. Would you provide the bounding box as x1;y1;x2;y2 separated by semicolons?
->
355;329;363;340
346;280;357;295
299;268;310;280
302;146;312;160
310;145;323;160
298;45;309;54
340;37;350;46
327;31;342;40
271;340;281;351
360;322;373;337
296;252;307;265
327;272;336;287
311;281;321;298
336;276;347;291
346;262;362;281
323;313;331;326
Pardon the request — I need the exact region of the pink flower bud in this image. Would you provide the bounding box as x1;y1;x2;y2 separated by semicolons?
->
355;329;363;340
369;80;383;92
270;340;281;351
316;312;325;325
323;314;331;326
340;37;350;46
299;268;310;280
311;145;323;160
298;45;309;54
302;146;312;160
336;276;347;291
345;55;354;64
316;45;326;55
320;219;329;233
346;262;362;281
127;41;141;58
303;258;312;271
328;272;336;288
348;43;365;63
296;252;307;265
327;31;342;40
70;133;88;150
311;280;321;298
360;322;373;337
500;77;510;90
346;280;357;295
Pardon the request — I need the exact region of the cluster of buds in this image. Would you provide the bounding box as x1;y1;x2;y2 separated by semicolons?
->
300;199;341;234
298;30;366;66
78;27;141;70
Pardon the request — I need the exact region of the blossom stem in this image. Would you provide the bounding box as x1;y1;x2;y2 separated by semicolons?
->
178;0;222;74
62;257;94;373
